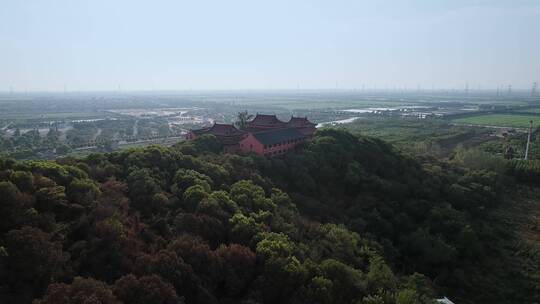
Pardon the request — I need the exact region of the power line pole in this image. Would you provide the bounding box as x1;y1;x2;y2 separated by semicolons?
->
532;82;537;96
525;120;533;160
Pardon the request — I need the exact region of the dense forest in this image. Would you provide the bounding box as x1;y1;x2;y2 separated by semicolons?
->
0;129;539;304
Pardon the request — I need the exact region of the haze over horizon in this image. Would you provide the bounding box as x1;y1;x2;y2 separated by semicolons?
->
1;0;539;92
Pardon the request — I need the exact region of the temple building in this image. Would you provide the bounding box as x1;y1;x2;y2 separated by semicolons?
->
185;123;247;153
185;114;316;156
243;114;287;132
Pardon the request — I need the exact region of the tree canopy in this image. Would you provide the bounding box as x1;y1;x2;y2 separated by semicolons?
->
0;130;537;304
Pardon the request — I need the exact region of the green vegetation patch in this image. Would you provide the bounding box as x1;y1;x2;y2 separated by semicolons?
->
519;108;540;114
452;114;540;128
0;111;109;120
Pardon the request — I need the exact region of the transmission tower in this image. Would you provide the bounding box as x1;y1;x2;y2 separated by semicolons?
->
507;84;512;95
532;82;538;96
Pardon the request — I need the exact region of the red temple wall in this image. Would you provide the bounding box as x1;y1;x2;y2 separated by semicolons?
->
239;134;265;154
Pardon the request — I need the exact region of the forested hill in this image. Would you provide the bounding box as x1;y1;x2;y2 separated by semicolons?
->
0;129;538;304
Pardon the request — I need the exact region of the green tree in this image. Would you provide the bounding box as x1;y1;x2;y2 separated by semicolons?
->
235;111;254;130
9;170;35;192
196;190;239;221
319;259;366;303
395;289;421;304
0;181;33;233
171;169;212;197
230;180;275;213
127;168;161;215
35;185;68;214
304;276;333;304
182;185;209;211
229;213;266;245
366;256;397;293
56;143;72;155
66;178;101;206
193;134;222;154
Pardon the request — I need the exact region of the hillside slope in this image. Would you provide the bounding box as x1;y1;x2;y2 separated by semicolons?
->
0;129;537;303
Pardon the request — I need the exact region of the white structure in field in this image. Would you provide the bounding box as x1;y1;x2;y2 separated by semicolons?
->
436;297;455;304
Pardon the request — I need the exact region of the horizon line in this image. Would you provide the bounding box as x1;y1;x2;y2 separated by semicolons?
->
0;87;538;94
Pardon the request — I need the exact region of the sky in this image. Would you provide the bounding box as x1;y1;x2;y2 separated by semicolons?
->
1;0;539;91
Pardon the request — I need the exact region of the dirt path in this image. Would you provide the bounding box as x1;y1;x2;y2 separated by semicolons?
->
1;122;12;131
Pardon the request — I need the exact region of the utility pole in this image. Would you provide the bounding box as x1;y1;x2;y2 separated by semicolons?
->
525;120;533;160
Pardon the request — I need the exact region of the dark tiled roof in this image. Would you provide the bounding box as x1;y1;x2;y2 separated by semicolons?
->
248;114;286;126
242;127;266;133
253;128;306;145
192;127;212;135
192;123;245;136
287;116;315;127
191;123;246;146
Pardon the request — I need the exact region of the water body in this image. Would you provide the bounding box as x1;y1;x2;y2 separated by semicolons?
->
72;118;117;123
344;106;430;113
316;117;361;128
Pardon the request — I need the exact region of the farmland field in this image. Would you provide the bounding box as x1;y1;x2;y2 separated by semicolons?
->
0;111;111;120
519;108;540;114
452;114;540;128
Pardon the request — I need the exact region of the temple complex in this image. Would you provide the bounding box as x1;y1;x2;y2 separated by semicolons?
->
186;114;316;156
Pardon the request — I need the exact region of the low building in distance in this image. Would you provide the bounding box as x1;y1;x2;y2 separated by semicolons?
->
186;114;316;156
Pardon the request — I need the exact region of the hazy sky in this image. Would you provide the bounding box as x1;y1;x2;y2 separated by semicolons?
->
1;0;539;91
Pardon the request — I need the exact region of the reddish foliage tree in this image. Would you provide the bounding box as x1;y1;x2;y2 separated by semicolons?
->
168;235;221;285
34;277;120;304
113;274;183;304
2;226;69;303
215;244;256;296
